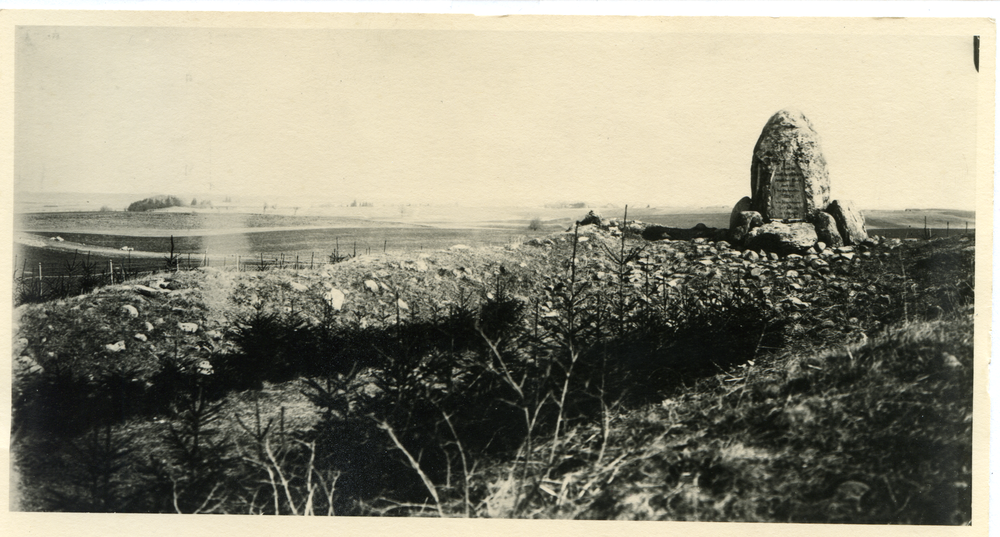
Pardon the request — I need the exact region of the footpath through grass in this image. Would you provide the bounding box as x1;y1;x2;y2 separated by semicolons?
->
10;227;975;522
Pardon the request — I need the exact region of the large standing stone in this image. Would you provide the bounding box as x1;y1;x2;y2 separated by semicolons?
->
810;211;844;248
750;110;831;222
826;200;868;245
745;221;818;255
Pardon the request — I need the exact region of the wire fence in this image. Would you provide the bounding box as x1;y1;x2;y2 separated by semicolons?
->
12;248;368;306
12;233;530;306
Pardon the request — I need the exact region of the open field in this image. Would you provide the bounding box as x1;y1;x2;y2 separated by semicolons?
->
14;205;973;280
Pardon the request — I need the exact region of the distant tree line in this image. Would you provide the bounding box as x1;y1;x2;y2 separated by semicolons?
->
126;195;185;212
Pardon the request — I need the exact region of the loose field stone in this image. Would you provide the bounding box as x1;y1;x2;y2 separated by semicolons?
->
122;304;139;317
750;109;831;221
325;288;346;311
289;282;309;292
178;322;199;333
134;333;148;342
134;284;167;297
144;321;154;332
105;340;126;353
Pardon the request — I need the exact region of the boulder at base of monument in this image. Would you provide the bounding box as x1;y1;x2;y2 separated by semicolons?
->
745;221;818;255
810;211;844;249
750;110;831;222
729;196;753;230
826;200;868;245
730;210;763;244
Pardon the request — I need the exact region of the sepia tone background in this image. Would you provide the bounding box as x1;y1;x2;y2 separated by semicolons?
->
1;8;994;537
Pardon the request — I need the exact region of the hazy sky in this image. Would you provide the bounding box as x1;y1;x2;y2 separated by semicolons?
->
15;24;979;210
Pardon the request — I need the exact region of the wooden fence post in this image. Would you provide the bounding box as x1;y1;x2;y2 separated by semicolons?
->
109;260;114;285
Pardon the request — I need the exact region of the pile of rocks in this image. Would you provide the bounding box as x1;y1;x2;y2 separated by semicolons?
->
730;109;869;254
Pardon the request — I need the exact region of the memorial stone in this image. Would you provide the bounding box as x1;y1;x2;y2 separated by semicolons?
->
750;110;831;222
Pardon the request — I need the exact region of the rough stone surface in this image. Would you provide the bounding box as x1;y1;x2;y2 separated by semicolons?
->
134;284;167;297
826;200;868;245
178;322;199;333
642;224;720;242
810;211;844;248
750;110;831;221
729;197;753;231
122;304;139;318
730;210;763;244
105;340;126;353
745;221;818;255
324;288;346;311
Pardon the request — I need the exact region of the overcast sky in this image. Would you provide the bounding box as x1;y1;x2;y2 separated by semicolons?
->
14;24;979;210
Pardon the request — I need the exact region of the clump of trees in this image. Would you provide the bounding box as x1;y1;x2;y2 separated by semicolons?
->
126;195;185;212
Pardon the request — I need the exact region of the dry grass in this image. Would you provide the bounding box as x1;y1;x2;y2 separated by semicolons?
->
10;230;975;522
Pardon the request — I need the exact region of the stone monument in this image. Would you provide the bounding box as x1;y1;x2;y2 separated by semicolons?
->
750;109;831;222
728;109;869;252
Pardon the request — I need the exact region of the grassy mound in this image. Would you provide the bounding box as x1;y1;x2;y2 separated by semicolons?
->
10;229;975;522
